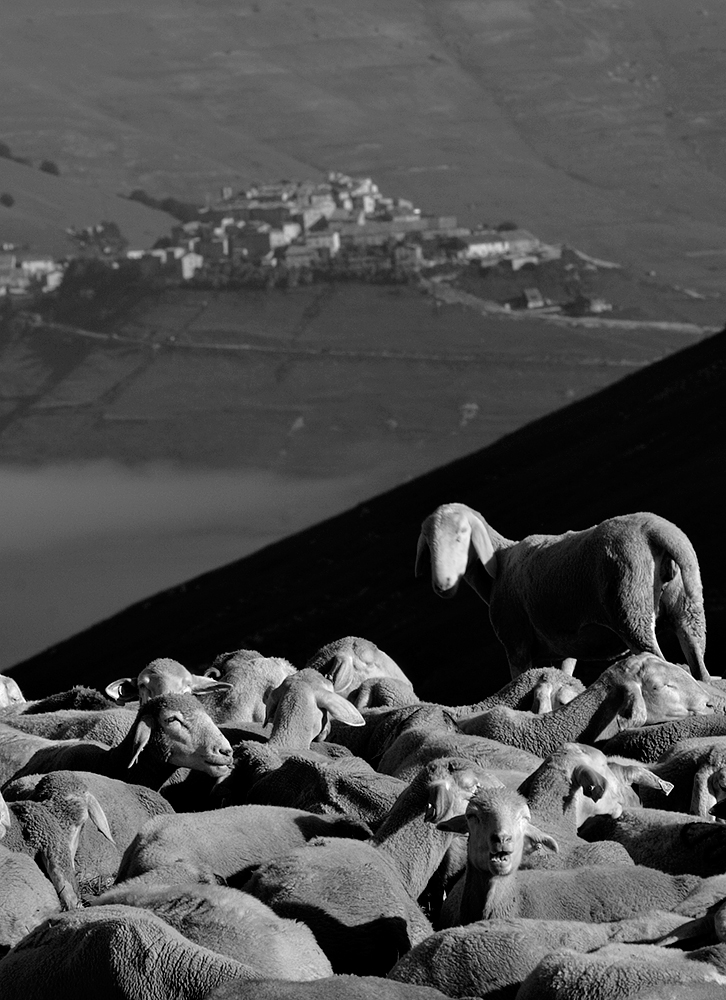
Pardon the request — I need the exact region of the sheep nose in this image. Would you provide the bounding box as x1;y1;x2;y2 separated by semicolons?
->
217;744;233;758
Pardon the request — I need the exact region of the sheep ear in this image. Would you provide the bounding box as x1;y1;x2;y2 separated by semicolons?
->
326;655;356;694
437;814;469;835
617;681;648;730
105;677;140;704
317;690;366;727
691;765;718;817
531;683;554;714
188;675;233;696
524;822;559;854
572;763;608;802
128;715;153;768
203;665;222;679
415;531;430;578
468;515;497;579
608;762;674;797
85;793;115;844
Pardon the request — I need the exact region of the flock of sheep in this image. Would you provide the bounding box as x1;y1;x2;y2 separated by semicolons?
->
0;504;726;998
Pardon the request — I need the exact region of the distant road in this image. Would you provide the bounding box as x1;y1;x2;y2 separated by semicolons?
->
23;314;662;369
421;281;721;336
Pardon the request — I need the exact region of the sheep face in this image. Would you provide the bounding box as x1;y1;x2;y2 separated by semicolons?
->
442;787;558;877
0;676;24;709
129;696;234;777
630;656;715;723
416;504;497;598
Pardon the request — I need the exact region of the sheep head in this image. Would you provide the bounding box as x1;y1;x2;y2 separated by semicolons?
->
438;786;558;876
127;694;233;777
0;675;25;709
264;668;365;747
425;759;504;823
416;503;498;597
608;653;716;730
555;744;672;824
106;658;232;705
530;671;585;714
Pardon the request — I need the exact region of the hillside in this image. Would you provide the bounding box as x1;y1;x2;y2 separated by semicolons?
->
0;158;176;256
8;323;725;702
3;2;726;290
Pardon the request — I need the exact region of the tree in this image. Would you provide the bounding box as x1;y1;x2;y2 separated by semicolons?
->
0;193;15;208
39;160;60;176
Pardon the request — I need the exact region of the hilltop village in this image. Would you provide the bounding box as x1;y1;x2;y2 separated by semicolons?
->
0;172;621;319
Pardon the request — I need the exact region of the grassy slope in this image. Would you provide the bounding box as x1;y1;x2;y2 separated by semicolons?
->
3;2;726;289
0;158;176;256
8;324;725;702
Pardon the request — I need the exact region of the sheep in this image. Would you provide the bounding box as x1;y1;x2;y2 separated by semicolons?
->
242;752;407;829
104;656;233;705
241;836;433;976
3;770;174;889
114;805;372;888
415;503;709;679
600;713;726;764
518;743;673;835
93;883;334;980
458;653;716;758
2;707;136;745
1;693;234;790
263;668;365;746
437;786;726;928
0;777;114;909
444;667;585;721
634;738;726;817
579;807;726;877
0;904;261;999
515;941;726;1000
201;648;298;725
388;912;711;1000
0;675;25;710
305;636;415;700
18;685;117;714
0;843;62;952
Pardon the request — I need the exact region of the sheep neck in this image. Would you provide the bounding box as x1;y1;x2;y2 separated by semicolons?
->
372;774;454;898
103;727;177;788
460;864;519;924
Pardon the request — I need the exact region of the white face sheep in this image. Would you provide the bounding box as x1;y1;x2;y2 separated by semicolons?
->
415;503;710;680
202;648;297;725
305;636;414;698
105;657;232;705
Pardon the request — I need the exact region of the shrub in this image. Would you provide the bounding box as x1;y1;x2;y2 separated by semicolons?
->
0;193;15;208
39;160;60;176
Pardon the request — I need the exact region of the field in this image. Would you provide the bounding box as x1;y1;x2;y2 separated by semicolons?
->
3;1;726;292
0;284;713;481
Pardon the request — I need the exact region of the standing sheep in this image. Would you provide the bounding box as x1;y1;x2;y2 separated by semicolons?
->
416;504;709;679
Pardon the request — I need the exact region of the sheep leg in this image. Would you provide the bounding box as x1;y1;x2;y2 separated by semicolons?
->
674;626;711;682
